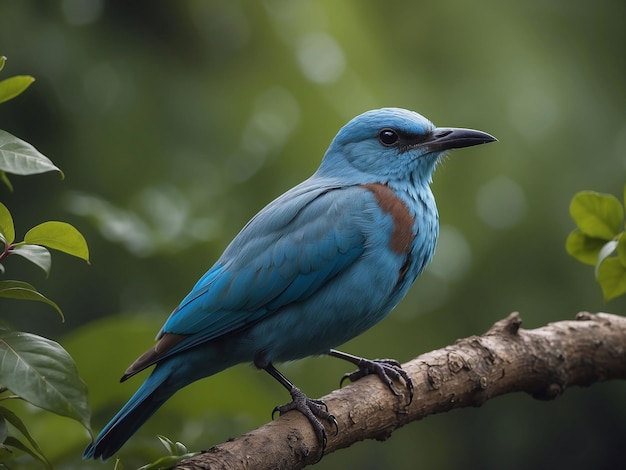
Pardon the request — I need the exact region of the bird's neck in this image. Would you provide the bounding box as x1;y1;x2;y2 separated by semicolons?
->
388;173;437;216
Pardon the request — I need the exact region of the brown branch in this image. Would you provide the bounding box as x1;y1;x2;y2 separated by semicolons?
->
175;312;626;470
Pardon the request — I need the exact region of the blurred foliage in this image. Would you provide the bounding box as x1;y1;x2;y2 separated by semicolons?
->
0;0;624;469
566;187;626;300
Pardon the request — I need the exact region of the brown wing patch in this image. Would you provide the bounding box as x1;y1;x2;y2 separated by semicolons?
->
361;183;415;254
121;333;188;382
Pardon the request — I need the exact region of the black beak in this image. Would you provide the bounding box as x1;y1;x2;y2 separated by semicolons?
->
424;127;497;153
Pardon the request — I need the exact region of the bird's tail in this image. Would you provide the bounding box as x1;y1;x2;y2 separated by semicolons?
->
83;366;176;461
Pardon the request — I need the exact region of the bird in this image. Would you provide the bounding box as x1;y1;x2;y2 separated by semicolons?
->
83;107;496;460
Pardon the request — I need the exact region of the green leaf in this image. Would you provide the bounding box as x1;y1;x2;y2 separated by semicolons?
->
0;130;63;177
10;244;52;276
565;229;607;266
157;435;190;456
597;257;626;301
595;240;618;277
0;332;91;437
0;280;63;319
0;56;6;72
0;171;12;191
0;415;6;443
23;221;89;263
618;232;626;267
0;407;51;468
0;202;14;245
175;440;189;456
569;191;624;240
0;76;35;105
0;443;14;461
157;435;177;455
0;436;52;470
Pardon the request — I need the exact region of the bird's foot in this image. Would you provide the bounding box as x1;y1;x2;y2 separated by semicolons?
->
340;357;414;404
272;386;338;451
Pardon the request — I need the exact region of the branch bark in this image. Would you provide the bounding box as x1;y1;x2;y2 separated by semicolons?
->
175;312;626;470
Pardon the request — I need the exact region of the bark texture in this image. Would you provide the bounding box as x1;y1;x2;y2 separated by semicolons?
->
175;312;626;469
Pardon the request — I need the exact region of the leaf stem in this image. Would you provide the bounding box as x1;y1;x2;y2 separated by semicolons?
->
0;242;13;261
0;394;22;401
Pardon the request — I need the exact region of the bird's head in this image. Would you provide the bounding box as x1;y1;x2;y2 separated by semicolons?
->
317;108;496;185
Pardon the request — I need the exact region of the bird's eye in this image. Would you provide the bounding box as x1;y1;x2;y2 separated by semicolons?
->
378;129;399;146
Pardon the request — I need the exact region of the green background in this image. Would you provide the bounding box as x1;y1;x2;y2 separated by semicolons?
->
0;0;624;468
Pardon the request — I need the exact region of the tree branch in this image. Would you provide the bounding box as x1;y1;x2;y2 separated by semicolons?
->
176;312;626;469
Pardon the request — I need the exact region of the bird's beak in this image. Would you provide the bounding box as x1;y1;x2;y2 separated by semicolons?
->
424;127;497;153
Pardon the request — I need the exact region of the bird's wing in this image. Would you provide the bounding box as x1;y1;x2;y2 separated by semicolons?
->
123;181;374;378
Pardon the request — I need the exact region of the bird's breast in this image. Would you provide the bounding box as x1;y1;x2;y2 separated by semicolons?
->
359;182;424;286
360;180;438;290
360;183;415;255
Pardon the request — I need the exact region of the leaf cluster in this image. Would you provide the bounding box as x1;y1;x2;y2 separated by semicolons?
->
133;436;197;470
566;187;626;301
0;56;91;468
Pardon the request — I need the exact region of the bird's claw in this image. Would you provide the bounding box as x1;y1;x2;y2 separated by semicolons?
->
340;358;414;404
272;386;338;453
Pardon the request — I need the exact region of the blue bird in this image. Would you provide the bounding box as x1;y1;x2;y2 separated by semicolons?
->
84;108;495;460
